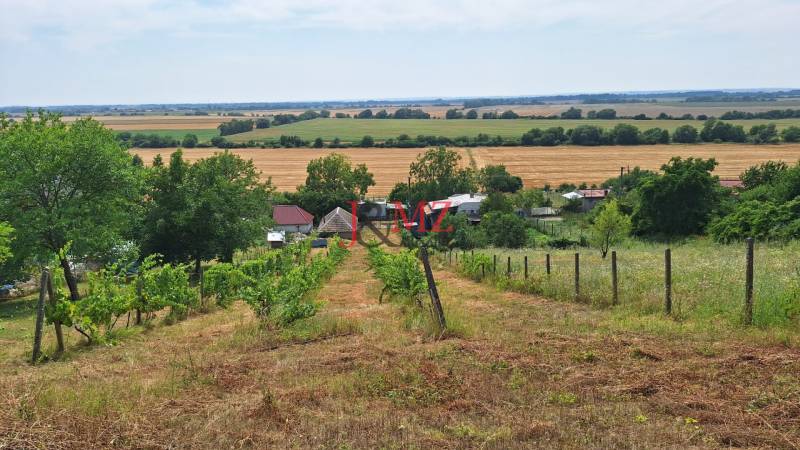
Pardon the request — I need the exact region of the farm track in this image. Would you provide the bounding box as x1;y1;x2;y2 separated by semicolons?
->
132;144;800;196
2;243;798;448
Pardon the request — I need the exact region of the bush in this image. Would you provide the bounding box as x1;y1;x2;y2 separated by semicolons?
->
481;212;526;248
781;126;800;142
672;125;698;143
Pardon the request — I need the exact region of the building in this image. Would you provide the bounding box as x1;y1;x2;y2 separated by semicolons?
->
272;205;314;234
318;207;358;239
577;189;609;212
427;193;487;224
358;199;408;221
266;230;286;248
720;179;744;189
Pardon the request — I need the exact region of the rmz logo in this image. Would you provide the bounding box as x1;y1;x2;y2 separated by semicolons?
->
337;200;453;248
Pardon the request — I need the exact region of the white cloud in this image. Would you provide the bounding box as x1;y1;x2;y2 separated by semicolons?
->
2;0;799;49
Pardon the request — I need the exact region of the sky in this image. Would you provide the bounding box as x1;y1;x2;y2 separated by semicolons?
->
1;0;799;106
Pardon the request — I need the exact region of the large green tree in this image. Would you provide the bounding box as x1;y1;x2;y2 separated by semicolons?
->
295;153;375;219
0;222;12;264
479;165;522;193
632;157;721;236
0;112;141;300
389;147;477;205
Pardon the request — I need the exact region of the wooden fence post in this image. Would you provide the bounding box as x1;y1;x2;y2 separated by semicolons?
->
546;253;551;275
419;246;447;332
574;253;580;299
507;256;511;277
46;273;65;355
481;263;485;279
31;269;49;364
611;250;618;306
744;237;754;325
664;248;672;315
493;254;497;274
524;255;528;279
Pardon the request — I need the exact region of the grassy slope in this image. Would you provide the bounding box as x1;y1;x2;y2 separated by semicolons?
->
0;241;798;448
227;118;800;142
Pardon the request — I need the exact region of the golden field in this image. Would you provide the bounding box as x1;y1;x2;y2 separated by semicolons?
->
131;144;800;195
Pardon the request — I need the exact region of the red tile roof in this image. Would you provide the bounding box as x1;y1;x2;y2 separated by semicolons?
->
719;179;744;188
273;205;314;225
577;189;609;199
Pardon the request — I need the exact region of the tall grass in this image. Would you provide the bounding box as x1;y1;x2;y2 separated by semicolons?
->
443;239;800;331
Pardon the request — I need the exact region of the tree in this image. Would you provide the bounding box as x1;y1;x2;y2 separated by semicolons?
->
481;212;526;248
182;151;274;267
479;165;522;193
561;107;582;119
480;191;513;214
312;137;324;148
255;118;270;129
741;161;788;189
0;222;12;264
182;133;198;148
641;128;670;144
0;112;141;301
500;110;519;119
512;189;546;210
357;109;373;119
296;153;375;219
465;109;478;119
781;126;800;142
632;157;721;236
217;119;254;136
445;109;464;119
360;135;375;147
748;124;779;144
595;108;617;119
570;125;604;146
611;124;640;145
393;147;477;205
672;125;698;143
374;110;389;119
589;200;630;258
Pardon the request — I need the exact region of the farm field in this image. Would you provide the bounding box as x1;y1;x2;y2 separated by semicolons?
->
1;240;798;448
131;144;800;195
116;128;220;142
61;115;229;130
227;118;800;143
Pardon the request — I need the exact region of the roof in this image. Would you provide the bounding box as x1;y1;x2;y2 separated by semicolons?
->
720;179;744;188
428;193;487;211
562;191;583;200
318;207;357;233
273;205;313;225
577;189;609;199
267;231;285;242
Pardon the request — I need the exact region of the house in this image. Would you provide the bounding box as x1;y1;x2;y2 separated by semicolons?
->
272;205;314;234
318;207;357;239
427;193;487;224
720;179;744;189
577;189;609;212
267;230;286;248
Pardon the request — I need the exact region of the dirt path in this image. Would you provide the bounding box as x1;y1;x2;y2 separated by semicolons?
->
1;245;798;449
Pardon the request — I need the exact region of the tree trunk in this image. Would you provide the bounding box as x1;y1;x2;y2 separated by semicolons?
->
194;257;202;276
59;257;80;301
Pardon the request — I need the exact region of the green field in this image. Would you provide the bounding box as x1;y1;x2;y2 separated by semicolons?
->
116;129;220;142
227;118;800;143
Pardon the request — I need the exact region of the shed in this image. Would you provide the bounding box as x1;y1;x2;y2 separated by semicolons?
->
318;207;357;239
273;205;314;234
720;179;744;189
267;230;286;248
577;189;609;212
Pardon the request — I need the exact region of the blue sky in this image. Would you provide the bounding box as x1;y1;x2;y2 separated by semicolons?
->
1;0;798;106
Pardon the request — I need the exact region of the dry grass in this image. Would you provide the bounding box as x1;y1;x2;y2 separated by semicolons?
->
132;144;800;195
1;242;798;448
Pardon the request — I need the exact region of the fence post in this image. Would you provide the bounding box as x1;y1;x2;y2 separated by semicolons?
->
46;273;65;354
507;256;511;277
524;255;528;279
199;265;205;303
419;246;447;332
448;250;452;265
493;254;497;274
744;237;754;325
455;251;458;265
31;269;49;364
574;253;580;299
664;248;672;315
481;263;485;279
611;250;618;306
546;253;551;275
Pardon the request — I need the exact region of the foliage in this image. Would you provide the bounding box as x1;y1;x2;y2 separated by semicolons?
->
480;192;514;214
204;263;249;308
740;161;788;190
672;125;698;143
390;147;477;205
367;245;426;302
632;157;721;236
0;222;12;264
479;165;522;193
781;126;800;142
481;212;526;248
0;112;142;301
588;200;631;258
295;153;374;219
137;255;197;319
218;119;254;136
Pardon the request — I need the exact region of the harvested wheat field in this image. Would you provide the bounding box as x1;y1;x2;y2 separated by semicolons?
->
133;144;800;195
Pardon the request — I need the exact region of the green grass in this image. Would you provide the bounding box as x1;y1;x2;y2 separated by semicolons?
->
447;238;800;335
227;118;800;143
116;129;220;143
